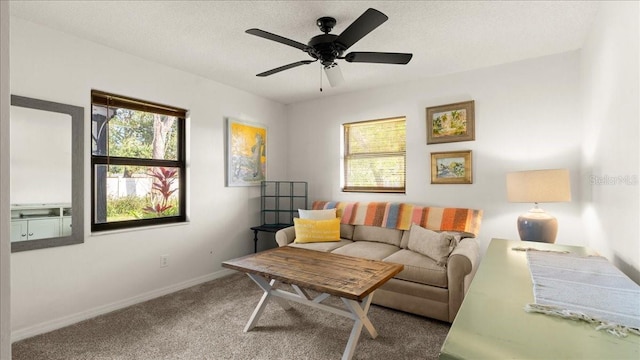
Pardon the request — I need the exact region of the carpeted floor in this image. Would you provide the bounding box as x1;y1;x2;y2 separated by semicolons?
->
12;272;450;359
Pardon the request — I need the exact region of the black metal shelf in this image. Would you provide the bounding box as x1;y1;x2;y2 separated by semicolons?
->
251;181;308;253
260;181;308;226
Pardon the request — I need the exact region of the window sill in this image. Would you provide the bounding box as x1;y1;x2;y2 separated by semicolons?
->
90;220;190;237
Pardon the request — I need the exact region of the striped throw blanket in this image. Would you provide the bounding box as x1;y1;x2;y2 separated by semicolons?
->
311;201;482;237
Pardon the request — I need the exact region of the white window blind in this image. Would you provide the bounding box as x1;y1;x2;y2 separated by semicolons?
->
343;117;406;193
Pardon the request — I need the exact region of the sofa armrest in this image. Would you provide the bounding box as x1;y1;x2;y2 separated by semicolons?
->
447;237;480;322
275;226;296;247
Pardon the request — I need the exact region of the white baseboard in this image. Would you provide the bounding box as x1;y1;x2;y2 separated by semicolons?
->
11;268;237;342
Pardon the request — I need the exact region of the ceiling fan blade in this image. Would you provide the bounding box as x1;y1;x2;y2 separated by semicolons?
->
335;8;388;51
246;28;308;51
344;52;413;64
256;60;315;77
324;64;344;87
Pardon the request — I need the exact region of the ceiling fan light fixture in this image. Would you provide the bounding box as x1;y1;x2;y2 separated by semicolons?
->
324;63;345;87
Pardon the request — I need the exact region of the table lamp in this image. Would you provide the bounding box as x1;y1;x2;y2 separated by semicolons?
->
506;169;571;243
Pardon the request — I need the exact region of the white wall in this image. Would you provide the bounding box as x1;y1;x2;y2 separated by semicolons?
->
286;51;586;255
1;1;12;358
9;18;288;339
581;1;639;283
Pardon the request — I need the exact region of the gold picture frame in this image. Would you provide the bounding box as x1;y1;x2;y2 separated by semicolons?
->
431;150;472;184
426;100;475;144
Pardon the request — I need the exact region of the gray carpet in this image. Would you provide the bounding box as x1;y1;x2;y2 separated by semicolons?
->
12;272;450;359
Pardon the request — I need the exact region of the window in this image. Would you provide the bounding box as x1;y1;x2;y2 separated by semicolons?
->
91;90;187;231
343;117;406;193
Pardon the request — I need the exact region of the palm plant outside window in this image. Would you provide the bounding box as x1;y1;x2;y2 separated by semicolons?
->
343;117;406;193
91;90;187;231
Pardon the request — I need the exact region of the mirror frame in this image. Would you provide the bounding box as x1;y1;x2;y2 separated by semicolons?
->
11;95;84;252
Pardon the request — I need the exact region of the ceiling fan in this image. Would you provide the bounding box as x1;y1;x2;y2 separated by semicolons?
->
246;8;413;87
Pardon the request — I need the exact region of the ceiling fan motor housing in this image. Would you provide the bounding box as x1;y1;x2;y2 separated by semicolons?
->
307;33;344;66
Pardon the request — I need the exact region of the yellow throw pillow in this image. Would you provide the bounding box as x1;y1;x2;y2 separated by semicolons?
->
293;217;340;243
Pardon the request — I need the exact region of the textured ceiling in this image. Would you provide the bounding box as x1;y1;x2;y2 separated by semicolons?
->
9;1;600;105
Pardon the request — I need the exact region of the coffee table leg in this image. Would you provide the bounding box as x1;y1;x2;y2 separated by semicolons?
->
341;293;377;360
242;275;379;360
244;274;291;332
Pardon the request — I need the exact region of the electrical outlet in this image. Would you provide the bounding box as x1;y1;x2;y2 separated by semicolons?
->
160;254;169;268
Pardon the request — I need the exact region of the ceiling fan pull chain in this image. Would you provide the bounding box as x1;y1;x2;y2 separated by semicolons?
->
320;65;323;92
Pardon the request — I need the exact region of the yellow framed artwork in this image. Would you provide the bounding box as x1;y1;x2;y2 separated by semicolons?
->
226;118;267;186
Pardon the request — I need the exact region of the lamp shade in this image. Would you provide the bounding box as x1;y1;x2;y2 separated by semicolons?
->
506;169;571;203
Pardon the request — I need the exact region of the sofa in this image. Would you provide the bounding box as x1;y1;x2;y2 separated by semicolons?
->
275;201;483;323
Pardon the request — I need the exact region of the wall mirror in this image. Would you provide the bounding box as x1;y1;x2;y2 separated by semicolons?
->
10;95;84;252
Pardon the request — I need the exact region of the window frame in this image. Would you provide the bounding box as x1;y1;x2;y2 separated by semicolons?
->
342;116;406;193
90;90;187;232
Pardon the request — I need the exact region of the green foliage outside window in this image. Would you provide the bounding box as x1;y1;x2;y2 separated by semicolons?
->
106;195;179;222
106;108;177;177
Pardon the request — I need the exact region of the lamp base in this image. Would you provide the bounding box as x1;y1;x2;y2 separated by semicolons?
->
517;207;558;243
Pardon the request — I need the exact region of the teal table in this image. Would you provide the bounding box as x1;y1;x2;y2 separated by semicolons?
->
439;238;640;359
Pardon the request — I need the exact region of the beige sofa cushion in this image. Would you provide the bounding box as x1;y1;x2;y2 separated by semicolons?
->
383;249;448;288
401;228;465;249
400;230;410;249
407;224;459;266
340;224;355;240
352;225;403;247
289;239;353;252
331;241;400;261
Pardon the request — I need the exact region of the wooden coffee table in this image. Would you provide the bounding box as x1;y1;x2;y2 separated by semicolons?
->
222;246;404;360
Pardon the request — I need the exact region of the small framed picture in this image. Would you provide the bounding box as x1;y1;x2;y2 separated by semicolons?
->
431;150;472;184
426;100;475;144
226;118;267;187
